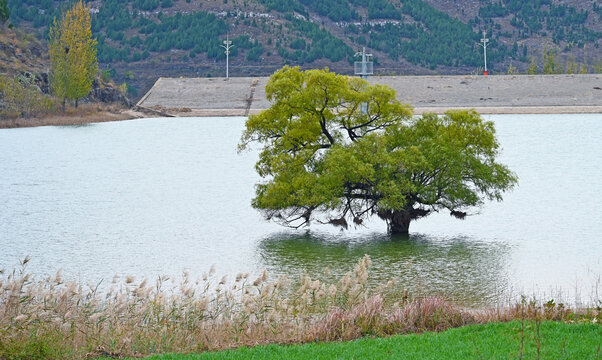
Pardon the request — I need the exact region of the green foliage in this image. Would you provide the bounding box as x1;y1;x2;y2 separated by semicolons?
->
240;67;516;234
142;321;602;360
246;43;264;61
363;0;402;19
231;35;264;61
100;69;112;82
299;0;359;21
49;1;98;107
506;61;519;74
280;16;353;63
139;12;227;59
542;47;562;74
257;0;307;16
5;0;600;72
478;0;600;45
0;74;56;118
0;0;9;23
565;58;578;74
362;0;483;68
527;57;538;74
289;37;306;50
7;0;228;63
133;0;159;11
595;2;602;20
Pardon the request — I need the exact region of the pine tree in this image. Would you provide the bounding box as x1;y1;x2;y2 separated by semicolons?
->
527;58;538;75
507;61;519;75
542;47;562;74
49;1;98;109
0;0;9;23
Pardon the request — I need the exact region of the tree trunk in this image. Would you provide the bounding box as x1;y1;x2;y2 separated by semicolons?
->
389;210;411;235
62;98;66;112
75;98;78;108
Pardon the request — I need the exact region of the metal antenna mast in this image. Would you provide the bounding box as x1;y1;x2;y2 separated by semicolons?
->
479;31;489;75
220;34;233;79
354;47;373;113
354;47;373;80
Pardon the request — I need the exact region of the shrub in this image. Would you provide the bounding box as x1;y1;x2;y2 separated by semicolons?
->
0;74;56;119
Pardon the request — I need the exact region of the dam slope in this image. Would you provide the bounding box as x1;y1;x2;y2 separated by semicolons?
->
137;74;602;116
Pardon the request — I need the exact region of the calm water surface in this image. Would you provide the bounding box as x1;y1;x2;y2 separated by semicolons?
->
1;114;601;306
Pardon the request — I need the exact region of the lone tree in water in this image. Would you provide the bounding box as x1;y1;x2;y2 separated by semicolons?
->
49;0;98;109
240;67;517;234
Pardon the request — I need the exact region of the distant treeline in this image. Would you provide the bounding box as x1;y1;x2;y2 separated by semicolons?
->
5;0;602;72
477;0;600;46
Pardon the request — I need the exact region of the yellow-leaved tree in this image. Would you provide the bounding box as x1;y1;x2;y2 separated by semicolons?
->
49;0;98;109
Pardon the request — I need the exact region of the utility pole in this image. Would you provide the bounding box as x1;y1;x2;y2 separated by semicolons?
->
220;34;233;79
479;31;489;75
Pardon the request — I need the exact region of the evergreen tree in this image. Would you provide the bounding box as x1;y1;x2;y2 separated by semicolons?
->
0;0;9;23
542;47;562;74
507;61;519;74
527;58;538;74
49;0;98;108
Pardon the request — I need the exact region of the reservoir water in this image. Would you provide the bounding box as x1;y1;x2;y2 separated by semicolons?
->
1;114;601;306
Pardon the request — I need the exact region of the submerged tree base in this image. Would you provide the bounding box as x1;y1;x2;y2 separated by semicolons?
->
388;211;411;235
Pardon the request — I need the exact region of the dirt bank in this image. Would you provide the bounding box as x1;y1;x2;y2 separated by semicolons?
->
0;107;153;129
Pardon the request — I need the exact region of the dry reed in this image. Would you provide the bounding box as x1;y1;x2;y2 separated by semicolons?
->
0;103;133;129
0;256;599;359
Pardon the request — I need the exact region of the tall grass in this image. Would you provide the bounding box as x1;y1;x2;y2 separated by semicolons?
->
0;256;599;359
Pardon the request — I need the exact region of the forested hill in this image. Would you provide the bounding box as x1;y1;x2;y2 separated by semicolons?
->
6;0;602;100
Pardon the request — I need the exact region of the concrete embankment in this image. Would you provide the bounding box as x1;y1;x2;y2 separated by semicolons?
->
136;74;602;116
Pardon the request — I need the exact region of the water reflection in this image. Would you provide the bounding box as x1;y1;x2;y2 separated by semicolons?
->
257;231;511;306
2;115;600;307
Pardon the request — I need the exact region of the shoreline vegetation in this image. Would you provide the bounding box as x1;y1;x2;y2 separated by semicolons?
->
1;256;599;359
0;104;147;129
141;321;602;359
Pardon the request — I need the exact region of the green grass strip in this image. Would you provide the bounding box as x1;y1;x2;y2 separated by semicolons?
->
140;321;601;360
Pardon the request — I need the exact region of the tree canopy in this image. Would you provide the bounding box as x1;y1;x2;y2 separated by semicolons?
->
49;0;98;108
240;66;517;234
0;0;9;23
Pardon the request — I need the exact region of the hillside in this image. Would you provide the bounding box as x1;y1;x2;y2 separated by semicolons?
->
0;25;47;75
0;24;130;122
6;0;602;100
